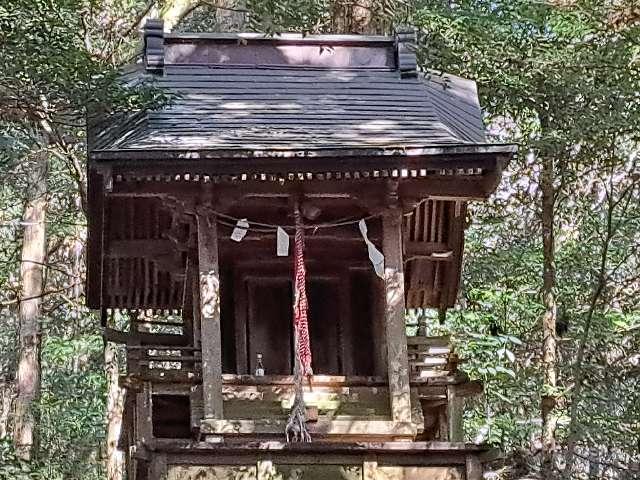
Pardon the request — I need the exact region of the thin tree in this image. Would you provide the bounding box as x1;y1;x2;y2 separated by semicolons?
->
12;145;48;460
539;141;559;477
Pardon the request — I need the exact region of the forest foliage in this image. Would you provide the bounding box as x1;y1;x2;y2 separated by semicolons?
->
0;1;639;479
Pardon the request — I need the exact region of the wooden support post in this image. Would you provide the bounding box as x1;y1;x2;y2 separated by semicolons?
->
363;460;378;480
149;453;168;480
136;383;153;446
465;454;483;480
382;209;413;427
196;211;224;421
438;406;449;441
257;460;275;480
447;385;464;442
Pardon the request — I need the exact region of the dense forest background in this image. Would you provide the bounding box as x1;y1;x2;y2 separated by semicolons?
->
0;1;639;479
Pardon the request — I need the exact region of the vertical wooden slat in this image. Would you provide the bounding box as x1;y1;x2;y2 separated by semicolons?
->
466;455;483;480
149;453;167;480
192;270;202;350
421;201;429;242
447;384;464;442
143;258;150;306
382;209;412;427
430;200;438;243
182;257;194;345
257;460;274;480
438;200;446;243
135;383;152;445
438;404;449;441
234;270;248;375
135;258;142;309
196;212;224;421
86;170;105;308
151;263;158;309
363;461;378;480
338;270;353;375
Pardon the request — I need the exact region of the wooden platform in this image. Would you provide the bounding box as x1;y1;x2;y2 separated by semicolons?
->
135;440;498;480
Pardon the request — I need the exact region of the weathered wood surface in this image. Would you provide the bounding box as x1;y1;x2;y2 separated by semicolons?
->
155;439;491;453
447;385;464;443
149;453;168;480
231;269;247;375
200;418;415;437
102;158;504;188
382;208;412;427
148;440;496;477
465;455;483;480
377;466;464;480
196;212;223;420
164;39;395;69
403;200;467;309
221;384;391;418
89;172;502;312
136;383;153;446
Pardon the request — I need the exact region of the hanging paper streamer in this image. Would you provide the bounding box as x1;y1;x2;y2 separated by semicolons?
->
359;219;385;278
230;218;249;242
276;227;290;257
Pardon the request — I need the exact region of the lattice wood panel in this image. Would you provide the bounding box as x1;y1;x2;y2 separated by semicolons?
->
403;200;466;309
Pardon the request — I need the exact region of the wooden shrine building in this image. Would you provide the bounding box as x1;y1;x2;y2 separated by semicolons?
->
87;20;516;480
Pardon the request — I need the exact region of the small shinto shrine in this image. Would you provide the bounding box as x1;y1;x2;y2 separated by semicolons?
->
87;19;516;480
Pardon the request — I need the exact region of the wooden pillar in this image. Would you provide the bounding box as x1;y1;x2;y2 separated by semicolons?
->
447;385;464;442
465;454;483;480
381;208;412;426
136;383;153;446
363;461;378;480
257;460;275;480
196;211;224;421
149;453;168;480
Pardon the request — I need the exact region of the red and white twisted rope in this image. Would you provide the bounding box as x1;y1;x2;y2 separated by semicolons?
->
293;208;312;377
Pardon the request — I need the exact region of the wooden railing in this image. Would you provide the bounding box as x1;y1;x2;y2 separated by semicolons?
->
124;334;462;384
407;335;460;379
126;345;201;382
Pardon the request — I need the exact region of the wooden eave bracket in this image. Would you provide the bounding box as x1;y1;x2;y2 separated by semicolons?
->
144;19;165;73
395;27;418;79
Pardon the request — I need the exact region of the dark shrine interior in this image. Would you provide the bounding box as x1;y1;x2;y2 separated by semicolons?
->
220;198;387;377
103;193;389;378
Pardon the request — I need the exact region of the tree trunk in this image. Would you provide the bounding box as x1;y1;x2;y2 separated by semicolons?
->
105;341;125;480
161;0;246;32
0;381;14;438
12;149;48;460
331;0;377;34
564;169;619;477
540;152;558;477
161;0;196;30
215;0;246;31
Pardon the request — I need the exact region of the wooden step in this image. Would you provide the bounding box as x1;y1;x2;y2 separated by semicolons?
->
406;335;451;346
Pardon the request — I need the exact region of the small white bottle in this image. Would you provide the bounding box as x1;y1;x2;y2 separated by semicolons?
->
255;353;265;376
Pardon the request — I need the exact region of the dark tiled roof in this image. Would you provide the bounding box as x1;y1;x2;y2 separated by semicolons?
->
89;29;514;159
92;66;493;155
